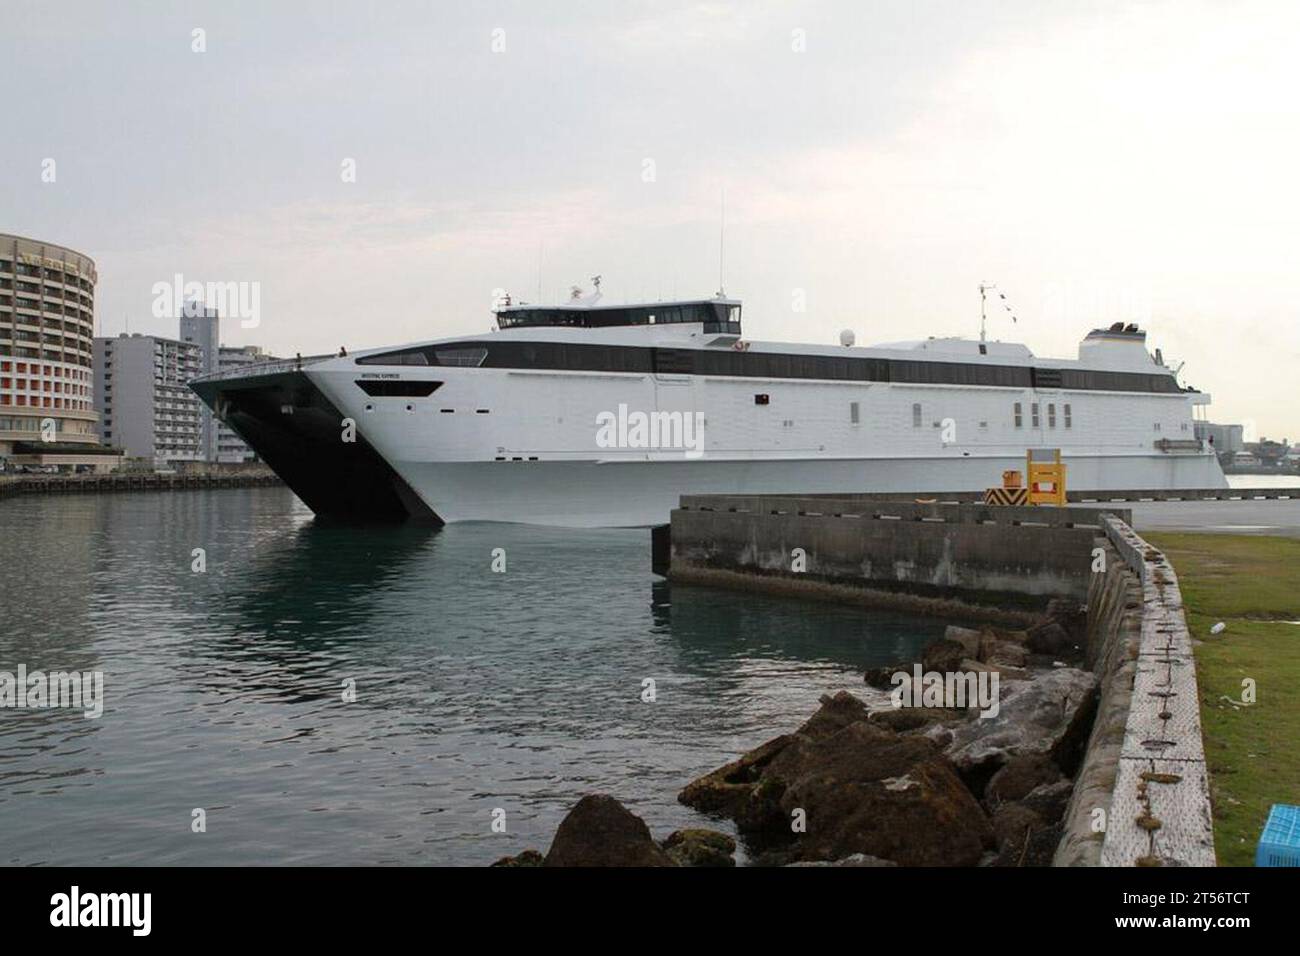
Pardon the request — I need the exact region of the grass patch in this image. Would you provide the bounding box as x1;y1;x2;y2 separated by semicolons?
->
1146;533;1300;867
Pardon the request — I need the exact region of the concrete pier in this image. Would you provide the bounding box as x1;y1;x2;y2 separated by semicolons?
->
0;472;282;499
661;492;1215;867
667;494;1129;609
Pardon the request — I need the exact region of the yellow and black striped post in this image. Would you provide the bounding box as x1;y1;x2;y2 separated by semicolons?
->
983;486;1029;506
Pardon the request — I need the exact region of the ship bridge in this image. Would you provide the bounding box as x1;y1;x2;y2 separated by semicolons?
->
494;297;741;335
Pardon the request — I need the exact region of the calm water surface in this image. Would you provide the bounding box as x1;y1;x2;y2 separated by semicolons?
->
0;487;950;865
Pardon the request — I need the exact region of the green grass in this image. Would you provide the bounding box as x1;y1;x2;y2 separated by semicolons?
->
1145;533;1300;867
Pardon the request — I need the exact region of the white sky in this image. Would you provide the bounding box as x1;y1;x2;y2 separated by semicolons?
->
2;0;1297;439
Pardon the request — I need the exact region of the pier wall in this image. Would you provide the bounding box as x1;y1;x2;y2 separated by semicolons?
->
1056;517;1215;866
664;493;1214;867
668;496;1127;610
0;472;282;499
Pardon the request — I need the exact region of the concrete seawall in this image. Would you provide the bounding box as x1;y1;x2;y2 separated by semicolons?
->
0;472;283;498
668;496;1128;612
1087;518;1215;866
663;493;1214;867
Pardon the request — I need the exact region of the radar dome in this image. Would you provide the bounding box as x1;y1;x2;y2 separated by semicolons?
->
839;329;856;347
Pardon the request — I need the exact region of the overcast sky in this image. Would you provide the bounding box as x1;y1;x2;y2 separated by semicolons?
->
3;0;1297;438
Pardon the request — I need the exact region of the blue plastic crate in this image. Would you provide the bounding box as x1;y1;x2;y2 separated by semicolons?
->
1256;804;1300;867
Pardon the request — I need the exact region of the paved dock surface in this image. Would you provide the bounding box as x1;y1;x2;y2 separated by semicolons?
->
1088;498;1300;538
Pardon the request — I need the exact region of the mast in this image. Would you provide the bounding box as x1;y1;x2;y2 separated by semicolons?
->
979;282;991;342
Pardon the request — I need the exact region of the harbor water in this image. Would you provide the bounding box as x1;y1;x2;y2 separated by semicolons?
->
0;486;950;865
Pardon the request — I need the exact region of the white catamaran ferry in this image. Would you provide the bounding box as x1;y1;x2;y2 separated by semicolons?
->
191;292;1225;527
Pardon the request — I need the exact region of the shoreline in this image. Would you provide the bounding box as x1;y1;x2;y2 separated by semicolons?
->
0;470;282;499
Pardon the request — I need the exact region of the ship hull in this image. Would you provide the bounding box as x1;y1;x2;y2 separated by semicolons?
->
189;369;441;524
190;322;1228;527
387;453;1227;527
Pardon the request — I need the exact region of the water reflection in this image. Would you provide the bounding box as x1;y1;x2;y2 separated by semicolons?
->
0;487;960;865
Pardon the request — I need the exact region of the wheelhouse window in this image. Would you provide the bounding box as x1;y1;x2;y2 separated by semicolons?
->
495;301;741;334
434;347;488;367
356;347;429;366
356;345;488;367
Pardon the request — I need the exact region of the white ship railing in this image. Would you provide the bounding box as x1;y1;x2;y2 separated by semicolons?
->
190;354;332;384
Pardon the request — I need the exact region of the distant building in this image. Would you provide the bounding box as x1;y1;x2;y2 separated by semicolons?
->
93;333;203;462
179;306;277;462
1;233;119;471
179;304;221;461
1193;421;1244;456
215;345;276;462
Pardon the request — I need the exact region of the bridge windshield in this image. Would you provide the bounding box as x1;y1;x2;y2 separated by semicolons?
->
496;302;740;334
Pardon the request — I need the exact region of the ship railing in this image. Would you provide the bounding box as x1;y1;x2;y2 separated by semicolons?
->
189;354;332;384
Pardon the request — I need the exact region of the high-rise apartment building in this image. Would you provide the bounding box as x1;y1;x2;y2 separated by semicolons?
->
93;334;203;462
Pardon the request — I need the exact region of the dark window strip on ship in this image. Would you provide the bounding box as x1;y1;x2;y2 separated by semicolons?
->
354;379;444;397
356;342;1182;394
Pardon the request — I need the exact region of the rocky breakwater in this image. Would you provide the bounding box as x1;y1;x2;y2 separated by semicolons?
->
679;602;1099;866
491;794;739;867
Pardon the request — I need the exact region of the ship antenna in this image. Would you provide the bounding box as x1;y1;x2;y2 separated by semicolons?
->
979;282;1019;341
979;282;990;342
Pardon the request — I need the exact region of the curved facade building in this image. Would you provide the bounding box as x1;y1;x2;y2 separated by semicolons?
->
0;233;110;468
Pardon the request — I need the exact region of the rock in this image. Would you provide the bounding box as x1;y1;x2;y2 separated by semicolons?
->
1046;598;1088;642
989;804;1063;866
961;657;1030;683
864;664;910;690
945;667;1099;773
543;795;675;867
921;725;955;750
991;803;1043;850
795;690;871;739
679;691;868;817
490;849;544;867
994;821;1063;867
869;706;966;733
761;721;993;865
1019;779;1075;824
661;828;736;867
943;625;985;657
985;754;1064;805
786;853;898;867
1025;620;1073;656
682;692;994;865
679;734;795;817
922;638;966;673
984;640;1029;668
